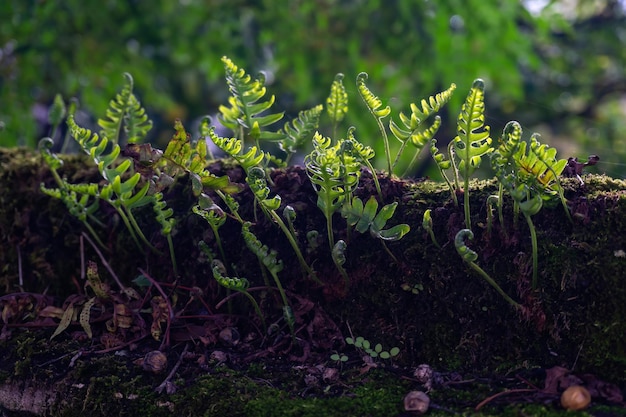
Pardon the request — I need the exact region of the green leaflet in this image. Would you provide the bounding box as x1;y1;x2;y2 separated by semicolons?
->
219;56;284;143
343;196;410;241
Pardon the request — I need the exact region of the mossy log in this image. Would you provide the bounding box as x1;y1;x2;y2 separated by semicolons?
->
1;147;625;415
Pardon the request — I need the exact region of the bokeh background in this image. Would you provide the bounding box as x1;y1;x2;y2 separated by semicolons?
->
1;0;625;177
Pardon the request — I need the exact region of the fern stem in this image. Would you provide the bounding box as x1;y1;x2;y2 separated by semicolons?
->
362;159;383;201
125;209;161;254
166;234;178;277
376;117;393;175
467;261;522;310
270;211;321;285
463;177;471;230
524;213;539;290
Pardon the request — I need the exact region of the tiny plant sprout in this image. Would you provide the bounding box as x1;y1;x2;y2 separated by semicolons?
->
561;385;591;411
330;352;348;363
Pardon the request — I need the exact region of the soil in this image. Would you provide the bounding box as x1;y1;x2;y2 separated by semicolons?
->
1;147;625;416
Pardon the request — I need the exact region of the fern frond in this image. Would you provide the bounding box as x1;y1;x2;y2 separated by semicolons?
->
68;114;126;183
98;73;152;145
389;83;456;170
207;127;265;172
278;104;323;164
326;73;348;137
342;196;410;241
356;72;392;174
211;259;266;331
242;222;284;276
305;132;360;238
517;134;567;192
356;72;391;119
219;56;284;142
452;79;494;229
453;79;493;176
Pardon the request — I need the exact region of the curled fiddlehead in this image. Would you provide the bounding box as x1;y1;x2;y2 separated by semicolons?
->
211;259;266;331
455;229;521;310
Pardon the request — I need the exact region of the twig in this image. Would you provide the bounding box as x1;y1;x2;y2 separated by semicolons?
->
155;343;189;394
138;268;173;349
475;388;537;411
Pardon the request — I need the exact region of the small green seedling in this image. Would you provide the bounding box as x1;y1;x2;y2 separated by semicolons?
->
346;336;400;360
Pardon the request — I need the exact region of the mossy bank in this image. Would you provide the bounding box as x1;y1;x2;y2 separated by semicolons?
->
1;147;625;416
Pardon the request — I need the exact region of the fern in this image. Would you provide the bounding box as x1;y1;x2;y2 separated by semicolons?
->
305;132;360;249
326;73;349;138
342;196;410;264
516;134;567;195
209;127;319;283
356;72;393;174
211;259;266;331
451;79;494;229
207;127;265;172
98;73;152;145
389;83;456;174
343;196;410;241
491;121;524;229
278;104;323;165
491;124;568;290
219;56;284;145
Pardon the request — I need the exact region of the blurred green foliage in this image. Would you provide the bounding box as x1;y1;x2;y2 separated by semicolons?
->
1;0;625;175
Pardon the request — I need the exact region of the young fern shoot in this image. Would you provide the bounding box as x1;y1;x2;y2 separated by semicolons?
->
326;73;349;140
455;229;521;310
357;72;393;175
451;79;494;229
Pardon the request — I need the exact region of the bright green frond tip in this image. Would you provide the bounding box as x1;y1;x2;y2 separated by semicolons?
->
97;73;152;145
219;56;284;142
356;72;391;119
326;73;348;135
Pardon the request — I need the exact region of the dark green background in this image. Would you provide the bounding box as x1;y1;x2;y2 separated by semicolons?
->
1;0;625;176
